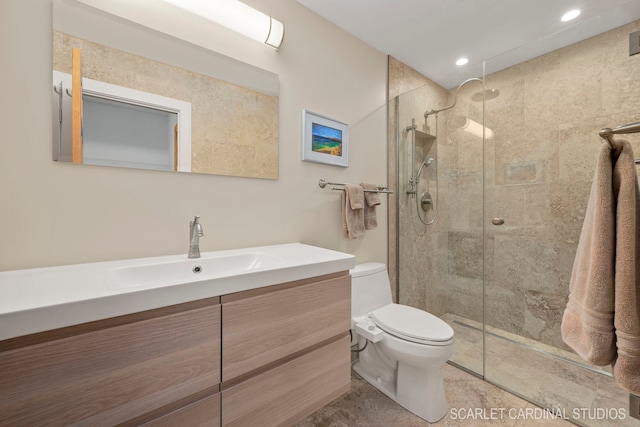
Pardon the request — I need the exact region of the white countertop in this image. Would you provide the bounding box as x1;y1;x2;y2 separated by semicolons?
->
0;243;356;341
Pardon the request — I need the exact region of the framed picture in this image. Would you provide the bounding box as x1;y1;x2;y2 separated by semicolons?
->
302;109;348;167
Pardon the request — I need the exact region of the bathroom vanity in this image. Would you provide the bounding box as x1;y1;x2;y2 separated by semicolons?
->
0;244;354;426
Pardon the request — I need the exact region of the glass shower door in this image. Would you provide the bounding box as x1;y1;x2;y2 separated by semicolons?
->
395;63;486;377
482;18;638;423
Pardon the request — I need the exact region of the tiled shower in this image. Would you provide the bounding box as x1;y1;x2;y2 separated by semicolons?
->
389;19;640;426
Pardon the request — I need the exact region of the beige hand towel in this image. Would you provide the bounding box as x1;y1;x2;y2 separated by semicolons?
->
561;142;616;366
342;184;365;239
360;182;380;230
611;139;640;394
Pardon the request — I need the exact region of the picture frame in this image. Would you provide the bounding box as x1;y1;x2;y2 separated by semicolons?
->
301;109;349;167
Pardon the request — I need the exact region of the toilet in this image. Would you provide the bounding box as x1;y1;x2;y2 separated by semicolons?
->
350;262;454;423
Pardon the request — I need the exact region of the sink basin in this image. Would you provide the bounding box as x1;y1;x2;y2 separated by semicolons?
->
106;252;283;290
0;243;356;341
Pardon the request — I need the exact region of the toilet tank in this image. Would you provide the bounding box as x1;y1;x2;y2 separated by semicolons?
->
350;262;393;319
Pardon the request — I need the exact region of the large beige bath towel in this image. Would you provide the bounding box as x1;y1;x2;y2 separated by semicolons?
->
561;139;640;394
561;142;617;366
611;140;640;394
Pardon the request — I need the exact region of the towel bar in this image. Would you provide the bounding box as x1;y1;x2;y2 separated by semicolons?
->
318;179;393;194
599;121;640;147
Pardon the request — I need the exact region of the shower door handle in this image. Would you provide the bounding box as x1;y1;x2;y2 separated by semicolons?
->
491;218;505;226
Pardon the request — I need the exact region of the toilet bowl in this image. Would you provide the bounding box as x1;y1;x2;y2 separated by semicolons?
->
350;263;454;423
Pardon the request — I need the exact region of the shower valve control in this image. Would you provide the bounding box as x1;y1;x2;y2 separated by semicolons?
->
356;320;384;343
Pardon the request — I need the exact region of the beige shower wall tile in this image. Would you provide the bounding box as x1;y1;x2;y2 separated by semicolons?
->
484;184;526;227
600;21;640;116
523;290;567;348
493;125;559;187
397;81;449;135
447;230;483;279
491;232;559;295
445;284;484;324
571;110;640;152
446;185;483;230
558;118;609;182
484;78;525;127
425;231;451;290
485;281;525;335
389;56;448;101
523;184;552;226
397;276;427;310
549;178;593;293
394;74;453;314
549;179;592;244
450;130;483;179
523;64;602;127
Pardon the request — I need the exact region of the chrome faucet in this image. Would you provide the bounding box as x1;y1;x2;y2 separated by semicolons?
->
188;216;204;258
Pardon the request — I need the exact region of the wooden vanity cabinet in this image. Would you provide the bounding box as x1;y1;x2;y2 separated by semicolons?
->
221;271;352;427
222;335;350;427
0;298;222;427
0;271;352;427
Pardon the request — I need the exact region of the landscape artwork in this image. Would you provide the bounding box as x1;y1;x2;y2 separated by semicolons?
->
302;109;348;167
311;123;342;157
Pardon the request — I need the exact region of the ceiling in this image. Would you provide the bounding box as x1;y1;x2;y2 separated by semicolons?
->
297;0;640;89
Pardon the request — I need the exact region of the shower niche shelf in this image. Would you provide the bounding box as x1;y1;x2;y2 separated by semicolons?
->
414;130;436;143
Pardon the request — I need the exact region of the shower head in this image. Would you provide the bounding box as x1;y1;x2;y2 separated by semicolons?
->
424;77;482;118
425;157;435;167
471;88;500;102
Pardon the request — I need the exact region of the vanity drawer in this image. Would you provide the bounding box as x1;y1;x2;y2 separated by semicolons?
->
141;393;220;427
221;335;350;427
0;300;221;427
221;272;351;381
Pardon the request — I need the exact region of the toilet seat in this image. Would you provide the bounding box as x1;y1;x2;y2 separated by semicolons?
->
370;304;454;346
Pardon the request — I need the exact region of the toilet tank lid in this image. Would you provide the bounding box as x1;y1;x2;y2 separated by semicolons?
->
350;262;387;278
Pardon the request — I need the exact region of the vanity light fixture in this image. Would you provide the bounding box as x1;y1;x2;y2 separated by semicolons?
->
561;9;581;22
164;0;285;49
455;57;469;66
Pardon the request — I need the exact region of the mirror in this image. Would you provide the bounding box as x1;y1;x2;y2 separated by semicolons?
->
52;0;279;179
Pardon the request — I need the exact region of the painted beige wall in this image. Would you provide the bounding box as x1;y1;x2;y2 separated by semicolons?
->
0;0;388;270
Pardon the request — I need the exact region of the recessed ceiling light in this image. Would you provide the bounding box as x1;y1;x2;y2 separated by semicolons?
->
456;57;469;66
561;9;581;22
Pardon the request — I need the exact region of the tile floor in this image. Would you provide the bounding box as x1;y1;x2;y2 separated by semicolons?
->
296;316;638;426
296;365;571;426
445;315;636;427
